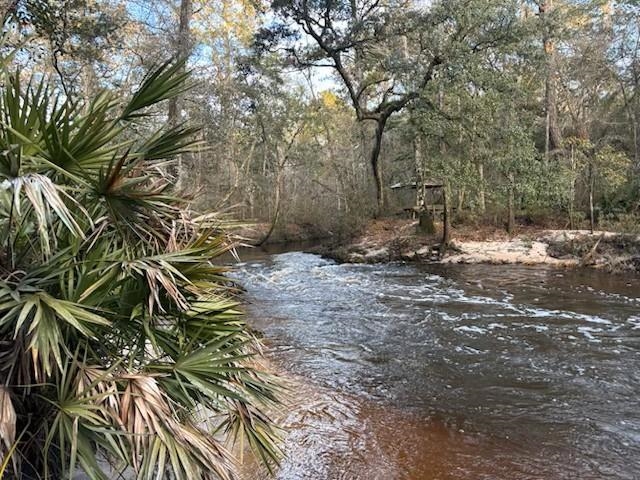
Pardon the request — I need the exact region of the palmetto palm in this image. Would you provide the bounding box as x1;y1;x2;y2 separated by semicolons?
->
0;57;281;479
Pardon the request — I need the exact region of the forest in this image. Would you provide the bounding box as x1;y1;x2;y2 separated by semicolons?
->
0;1;639;479
4;0;640;239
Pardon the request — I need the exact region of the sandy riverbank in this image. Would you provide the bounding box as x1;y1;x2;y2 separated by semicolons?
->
316;220;640;273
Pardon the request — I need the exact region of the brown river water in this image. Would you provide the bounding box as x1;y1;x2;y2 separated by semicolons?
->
231;250;640;480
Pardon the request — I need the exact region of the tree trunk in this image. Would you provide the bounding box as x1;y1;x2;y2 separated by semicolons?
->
540;0;562;158
417;211;436;235
371;117;387;217
414;135;425;209
457;189;465;212
168;0;193;126
618;79;639;169
634;119;639;170
167;0;193;188
257;159;284;246
545;73;562;155
435;88;452;250
569;144;576;230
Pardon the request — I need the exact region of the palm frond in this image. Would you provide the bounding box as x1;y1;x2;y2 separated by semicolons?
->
120;59;192;121
6;174;87;256
0;386;16;456
0;73;46;178
38;91;126;176
118;373;234;480
140;124;204;162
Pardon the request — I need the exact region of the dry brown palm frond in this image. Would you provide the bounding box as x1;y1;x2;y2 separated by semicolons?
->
75;365;121;420
122;258;191;315
145;266;189;314
166;221;179;253
118;373;235;480
7;174;88;256
169;209;242;252
0;335;32;390
0;386;16;454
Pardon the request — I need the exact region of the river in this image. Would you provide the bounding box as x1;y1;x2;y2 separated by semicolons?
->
231;250;640;479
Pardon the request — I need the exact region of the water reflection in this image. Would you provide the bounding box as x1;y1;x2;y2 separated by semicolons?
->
233;253;640;479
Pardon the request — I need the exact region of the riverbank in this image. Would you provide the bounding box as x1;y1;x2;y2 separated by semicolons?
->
236;222;332;246
316;219;640;273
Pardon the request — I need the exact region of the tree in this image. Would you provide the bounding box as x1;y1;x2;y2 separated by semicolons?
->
536;0;564;157
4;0;128;97
248;65;309;244
610;2;640;169
265;0;434;215
266;0;522;216
167;0;193;126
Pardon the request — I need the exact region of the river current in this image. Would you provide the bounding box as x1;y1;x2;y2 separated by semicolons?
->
232;251;640;479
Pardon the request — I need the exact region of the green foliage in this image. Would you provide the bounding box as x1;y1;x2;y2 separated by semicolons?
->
6;0;637;237
593;146;633;204
10;0;126;59
0;59;281;479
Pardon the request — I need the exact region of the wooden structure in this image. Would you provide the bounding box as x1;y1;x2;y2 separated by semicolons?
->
390;179;445;219
389;179;450;246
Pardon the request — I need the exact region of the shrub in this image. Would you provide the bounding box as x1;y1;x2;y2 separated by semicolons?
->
0;59;280;479
600;213;640;235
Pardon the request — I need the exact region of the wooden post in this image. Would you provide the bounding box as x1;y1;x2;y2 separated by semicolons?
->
443;184;451;247
589;161;595;233
569;144;576;230
478;161;486;213
507;172;515;234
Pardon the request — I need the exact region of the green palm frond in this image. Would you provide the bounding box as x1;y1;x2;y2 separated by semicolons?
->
141;123;203;160
0;73;47;178
38;92;126;176
0;59;281;479
121;59;193;121
0;287;110;380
